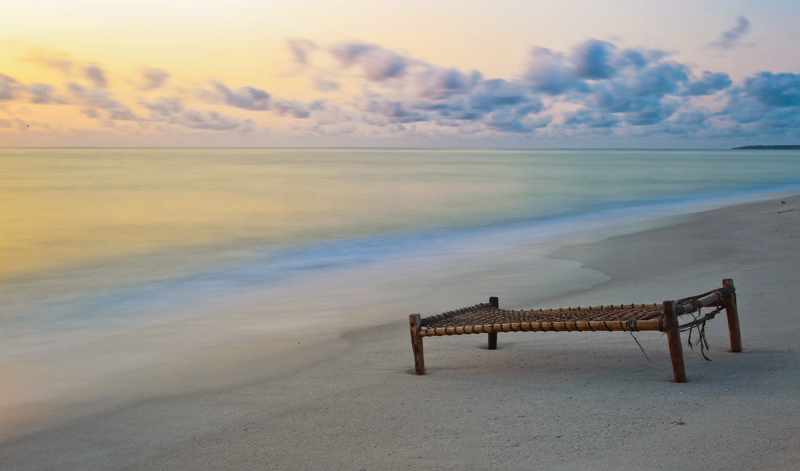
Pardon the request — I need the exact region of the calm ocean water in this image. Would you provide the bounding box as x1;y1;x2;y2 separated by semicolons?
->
2;147;800;417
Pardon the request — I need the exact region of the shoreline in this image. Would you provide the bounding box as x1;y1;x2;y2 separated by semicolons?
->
2;195;800;470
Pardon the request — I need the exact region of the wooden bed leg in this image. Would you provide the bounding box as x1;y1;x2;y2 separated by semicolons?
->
488;297;499;350
409;314;425;375
663;300;687;383
722;279;742;353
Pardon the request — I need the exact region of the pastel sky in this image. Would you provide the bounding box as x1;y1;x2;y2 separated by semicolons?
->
2;0;799;147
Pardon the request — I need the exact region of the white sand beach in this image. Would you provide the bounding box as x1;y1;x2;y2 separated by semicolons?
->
1;196;799;471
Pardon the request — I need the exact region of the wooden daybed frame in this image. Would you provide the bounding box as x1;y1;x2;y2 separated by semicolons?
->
409;279;741;383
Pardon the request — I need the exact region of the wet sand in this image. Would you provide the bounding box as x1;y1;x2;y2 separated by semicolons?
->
2;196;799;470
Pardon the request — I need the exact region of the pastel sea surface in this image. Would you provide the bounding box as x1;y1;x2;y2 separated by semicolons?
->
2;148;799;429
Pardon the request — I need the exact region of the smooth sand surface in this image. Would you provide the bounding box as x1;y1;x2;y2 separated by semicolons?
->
2;196;799;470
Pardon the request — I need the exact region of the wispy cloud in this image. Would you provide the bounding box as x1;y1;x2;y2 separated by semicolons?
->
20;49;75;75
28;83;68;104
286;39;317;67
709;16;753;50
330;42;409;81
200;82;271;111
0;74;24;101
84;64;108;88
68;82;137;119
138;68;170;91
0;74;68;105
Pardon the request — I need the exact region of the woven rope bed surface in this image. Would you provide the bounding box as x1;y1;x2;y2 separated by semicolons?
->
418;286;734;337
422;303;663;329
419;303;664;336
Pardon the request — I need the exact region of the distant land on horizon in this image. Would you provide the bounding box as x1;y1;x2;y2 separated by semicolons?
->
733;145;800;150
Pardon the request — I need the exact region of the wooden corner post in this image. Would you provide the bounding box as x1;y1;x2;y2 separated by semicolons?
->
409;314;425;375
663;300;687;383
487;296;499;350
722;279;743;353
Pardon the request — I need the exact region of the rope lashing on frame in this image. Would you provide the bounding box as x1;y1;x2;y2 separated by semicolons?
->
675;286;734;314
659;286;734;330
678;304;725;361
668;286;734;361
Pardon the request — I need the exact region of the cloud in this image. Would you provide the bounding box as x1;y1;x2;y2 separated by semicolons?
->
284;39;735;136
7;37;794;143
674;110;711;127
140;97;184;117
626;99;680;126
20;50;74;75
0;73;68;105
521;40;659;95
0;73;70;105
520;40;711;124
139;96;258;132
657;110;714;136
197;80;313;119
177;109;256;132
202;81;271;110
587;84;682;126
139;68;170;90
330;42;375;67
523;47;587;95
299;55;548;134
572;39;617;79
483;112;552;133
724;91;766;124
723;72;800;131
742;72;800;107
682;72;732;96
0;74;24;101
84;64;108;88
68;82;142;120
190;42;599;136
285;39;341;92
28;83;67;104
562;109;621;128
415;67;473;99
287;39;317;66
469;79;536;110
355;97;424;123
81;108;100;118
272;98;310;118
630;62;689;96
330;42;408;81
313;77;340;92
617;49;648;69
306;50;550;131
522;43;730;128
755;107;800;129
710;16;752;50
